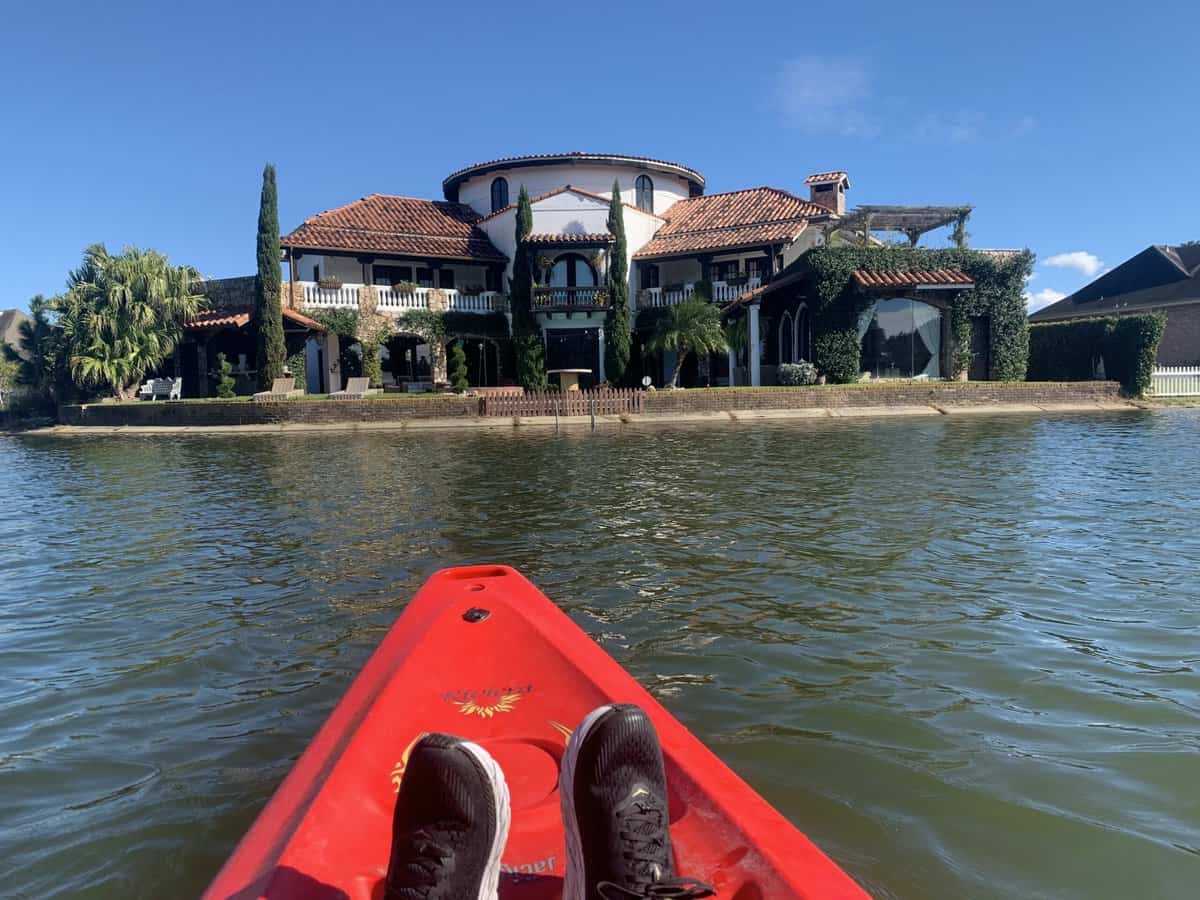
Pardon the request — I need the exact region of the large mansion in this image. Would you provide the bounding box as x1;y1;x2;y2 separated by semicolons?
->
184;152;984;395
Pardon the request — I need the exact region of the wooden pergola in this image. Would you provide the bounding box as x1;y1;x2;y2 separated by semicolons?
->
833;205;973;247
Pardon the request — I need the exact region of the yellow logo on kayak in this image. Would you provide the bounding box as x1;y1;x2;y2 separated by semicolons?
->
390;731;431;792
455;692;522;718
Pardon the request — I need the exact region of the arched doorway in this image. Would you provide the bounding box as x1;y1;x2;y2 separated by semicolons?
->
796;303;811;361
778;311;795;364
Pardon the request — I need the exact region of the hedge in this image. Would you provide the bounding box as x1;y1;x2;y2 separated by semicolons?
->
800;246;1034;383
1027;313;1166;395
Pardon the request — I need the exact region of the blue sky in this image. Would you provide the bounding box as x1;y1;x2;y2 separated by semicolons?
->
4;0;1197;313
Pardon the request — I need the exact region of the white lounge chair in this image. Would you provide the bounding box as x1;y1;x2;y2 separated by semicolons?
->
252;377;304;401
330;377;383;400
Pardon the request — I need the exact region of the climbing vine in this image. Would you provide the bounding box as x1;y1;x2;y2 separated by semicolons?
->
801;246;1033;383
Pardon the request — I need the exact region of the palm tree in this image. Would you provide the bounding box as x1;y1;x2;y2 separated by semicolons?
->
5;295;69;404
645;297;728;388
58;244;203;400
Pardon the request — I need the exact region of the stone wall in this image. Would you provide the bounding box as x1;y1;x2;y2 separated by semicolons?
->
59;396;479;427
642;381;1123;413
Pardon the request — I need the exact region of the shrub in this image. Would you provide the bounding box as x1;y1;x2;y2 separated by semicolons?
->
1027;313;1166;395
450;340;469;392
214;352;237;398
778;361;818;385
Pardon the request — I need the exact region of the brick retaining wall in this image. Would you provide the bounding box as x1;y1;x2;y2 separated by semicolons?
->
642;381;1123;413
59;396;479;427
57;382;1125;428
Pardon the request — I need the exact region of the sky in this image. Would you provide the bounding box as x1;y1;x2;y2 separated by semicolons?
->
3;0;1198;314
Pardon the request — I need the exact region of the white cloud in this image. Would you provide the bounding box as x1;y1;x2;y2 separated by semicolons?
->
909;111;985;144
1044;251;1104;277
772;57;881;137
1026;288;1066;312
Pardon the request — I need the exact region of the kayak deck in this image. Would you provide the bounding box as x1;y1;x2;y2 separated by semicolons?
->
204;565;867;899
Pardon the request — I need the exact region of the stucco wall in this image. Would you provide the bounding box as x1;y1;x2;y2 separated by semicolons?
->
455;162;692;218
291;255;488;289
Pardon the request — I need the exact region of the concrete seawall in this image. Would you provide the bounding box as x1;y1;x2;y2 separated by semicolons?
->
39;382;1136;435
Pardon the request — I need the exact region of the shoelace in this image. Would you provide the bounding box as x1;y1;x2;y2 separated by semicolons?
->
386;828;456;899
597;877;716;899
596;801;715;899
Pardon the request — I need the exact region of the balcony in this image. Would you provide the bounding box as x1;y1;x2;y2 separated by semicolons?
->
638;278;761;309
299;282;506;314
532;286;611;310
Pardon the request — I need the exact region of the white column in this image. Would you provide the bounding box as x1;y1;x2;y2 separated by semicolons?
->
748;304;761;387
325;332;341;393
598;326;607;384
727;348;737;386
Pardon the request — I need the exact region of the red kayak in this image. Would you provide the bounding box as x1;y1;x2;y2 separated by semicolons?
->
204;565;868;899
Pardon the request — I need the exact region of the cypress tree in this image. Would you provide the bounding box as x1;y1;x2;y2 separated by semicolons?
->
510;185;547;391
604;179;631;385
255;163;286;388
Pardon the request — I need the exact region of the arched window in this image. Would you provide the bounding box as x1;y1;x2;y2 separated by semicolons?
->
548;253;597;287
490;177;509;213
778;312;794;364
796;303;811;362
635;175;653;213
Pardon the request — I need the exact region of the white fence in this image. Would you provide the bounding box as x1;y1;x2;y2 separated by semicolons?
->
638;278;761;309
1151;366;1200;397
300;283;503;314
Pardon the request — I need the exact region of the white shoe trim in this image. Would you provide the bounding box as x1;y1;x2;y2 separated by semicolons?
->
459;740;511;900
559;704;616;900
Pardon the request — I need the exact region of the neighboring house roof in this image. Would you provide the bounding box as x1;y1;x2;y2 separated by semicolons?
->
1;309;32;361
443;152;705;199
478;185;662;224
1029;243;1200;321
281;195;506;262
633;187;830;259
852;268;974;289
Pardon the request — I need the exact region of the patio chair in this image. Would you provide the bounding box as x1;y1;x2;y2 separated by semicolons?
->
139;377;182;401
252;377;304;401
329;377;383;400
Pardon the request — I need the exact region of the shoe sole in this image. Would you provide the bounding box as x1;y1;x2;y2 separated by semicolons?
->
459;740;512;900
559;704;617;900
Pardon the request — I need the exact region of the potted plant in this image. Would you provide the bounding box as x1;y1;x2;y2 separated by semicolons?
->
318;275;343;290
391;280;419;293
727;272;750;287
460;284;485;297
536;256;555;281
663;282;684;294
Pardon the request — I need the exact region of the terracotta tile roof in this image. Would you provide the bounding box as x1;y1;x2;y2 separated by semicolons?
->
281;194;506;261
184;308;326;332
804;171;849;185
185;310;250;330
633;187;829;259
283;308;326;331
527;232;614;244
477;185;661;223
852;268;974;289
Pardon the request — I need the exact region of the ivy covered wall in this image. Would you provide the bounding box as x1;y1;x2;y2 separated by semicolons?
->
799;247;1034;383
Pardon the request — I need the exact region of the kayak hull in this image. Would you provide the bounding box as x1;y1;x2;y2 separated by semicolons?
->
204;565;867;899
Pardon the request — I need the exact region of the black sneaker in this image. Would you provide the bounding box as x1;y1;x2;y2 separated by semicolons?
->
561;704;714;899
385;733;510;900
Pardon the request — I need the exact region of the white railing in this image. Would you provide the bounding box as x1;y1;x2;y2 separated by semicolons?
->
300;282;503;314
302;283;359;308
1152;366;1200;397
638;278;761;309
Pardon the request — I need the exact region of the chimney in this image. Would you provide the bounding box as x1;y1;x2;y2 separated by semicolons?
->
804;171;849;215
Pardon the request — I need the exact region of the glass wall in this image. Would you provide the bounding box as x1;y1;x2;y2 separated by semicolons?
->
858;297;943;379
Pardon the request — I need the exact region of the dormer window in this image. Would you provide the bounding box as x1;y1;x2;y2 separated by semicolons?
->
635;175;653;213
490;177;509;213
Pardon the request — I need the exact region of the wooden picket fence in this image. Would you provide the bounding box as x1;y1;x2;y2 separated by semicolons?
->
1151;366;1200;397
481;388;645;417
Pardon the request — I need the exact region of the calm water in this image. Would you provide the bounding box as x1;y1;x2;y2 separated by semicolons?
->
2;411;1199;899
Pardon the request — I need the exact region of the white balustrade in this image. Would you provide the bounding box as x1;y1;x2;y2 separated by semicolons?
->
640;277;761;309
301;282;359;308
1151;366;1200;397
